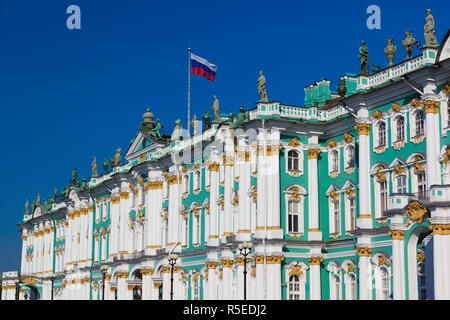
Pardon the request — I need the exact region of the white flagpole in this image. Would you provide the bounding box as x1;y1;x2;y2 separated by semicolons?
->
187;48;192;136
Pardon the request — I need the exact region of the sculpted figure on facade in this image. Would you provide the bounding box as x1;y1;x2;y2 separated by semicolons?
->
92;157;98;178
424;9;438;49
384;38;397;66
191;114;199;134
212;96;221;123
171;119;182;141
202;109;211;130
402;31;419;60
257;71;269;102
359;40;369;75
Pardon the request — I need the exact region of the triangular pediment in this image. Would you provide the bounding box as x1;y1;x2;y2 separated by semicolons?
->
125;131;167;161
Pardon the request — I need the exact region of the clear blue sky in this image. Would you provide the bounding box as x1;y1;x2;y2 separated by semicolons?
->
0;0;448;274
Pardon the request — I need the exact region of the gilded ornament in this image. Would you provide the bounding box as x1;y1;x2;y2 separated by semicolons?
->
308;256;323;265
208;162;220;172
417;251;425;262
405;200;428;225
355;247;372;257
413;156;425;173
220;259;234;268
391;102;401;112
410;98;421;108
376;166;386;181
119;192;129;199
223;155;234;166
329;190;339;200
342;133;354;144
372;110;383;120
345;188;355;197
443;148;450;168
431;224;450;235
377;255;387;265
327;139;337;149
393;165;406;177
307;148;321;159
160;266;171;273
139;153;147;162
289;265;303;277
443;81;450;94
354;123;371;135
288;137;301;147
206;261;219;269
423;100;439;114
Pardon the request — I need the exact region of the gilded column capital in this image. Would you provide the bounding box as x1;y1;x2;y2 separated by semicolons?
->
431;224;450;235
119;192;129;199
235;257;251;266
168;174;181;185
160;266;171;273
308;256;323;265
173;266;182;273
115;272;128;279
237;151;251;161
220;259;234;268
423;100;440;114
110;196;120;204
254;255;265;264
266;255;284;264
223;155;234;166
389;229;405;240
307;148;321;159
355;247;372;257
208;162;220;172
256;145;265;156
354;122;371;135
266;145;279;156
206;261;219;269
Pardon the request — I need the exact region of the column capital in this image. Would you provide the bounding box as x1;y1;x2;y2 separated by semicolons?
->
423;100;440;114
220;259;235;268
206;261;219;269
141;268;155;276
354;122;371;135
266;255;284;264
235;257;251;266
431;224;450;235
389;229;405;240
308;256;323;265
307;148;321;160
208;162;220;172
119;192;129;199
160;266;171;273
355;247;372;257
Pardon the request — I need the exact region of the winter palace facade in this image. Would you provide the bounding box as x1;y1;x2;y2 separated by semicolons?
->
2;25;450;301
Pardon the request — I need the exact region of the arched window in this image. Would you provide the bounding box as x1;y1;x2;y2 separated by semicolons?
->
396;175;407;194
333;200;340;234
194;171;201;191
192;279;199;300
287;200;300;233
287;150;300;171
346;146;355;168
289;275;300;300
349;274;357;300
331;150;339;172
331;275;341;300
380;179;388;212
379;267;390;300
415;111;425;136
378;122;386;146
418;261;426;300
396;116;405;141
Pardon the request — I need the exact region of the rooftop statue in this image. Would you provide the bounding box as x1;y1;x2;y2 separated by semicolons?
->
72;168;78;185
191;114;199;134
141;107;155;134
149;118;162;141
92;157;98;178
234;106;249;127
424;9;438;49
110;148;121;168
384;38;397;66
52;186;58;202
25;199;29;214
31;200;36;212
402;31;420;60
372;64;380;73
171;119;182;141
103;159;109;172
80;178;88;190
212;96;221;123
257;71;269;102
359;41;370;76
36;193;41;206
337;78;347;98
202;109;211;130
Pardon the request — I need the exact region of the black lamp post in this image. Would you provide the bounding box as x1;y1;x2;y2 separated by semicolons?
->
50;273;56;300
167;253;179;300
100;265;108;300
238;241;253;301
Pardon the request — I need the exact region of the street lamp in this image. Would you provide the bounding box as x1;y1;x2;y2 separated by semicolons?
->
50;273;57;300
100;265;109;301
15;279;20;300
237;241;253;300
167;253;179;300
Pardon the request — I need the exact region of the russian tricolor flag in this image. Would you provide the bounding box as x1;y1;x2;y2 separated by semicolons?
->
191;53;218;81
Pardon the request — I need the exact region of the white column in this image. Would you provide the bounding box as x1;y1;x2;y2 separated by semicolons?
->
237;140;251;241
223;130;234;239
308;257;322;300
255;254;265;299
220;258;233;300
162;266;171;300
265;254;283;300
255;129;267;239
117;271;128;300
208;162;220;246
424;100;441;187
355;114;373;229
168;172;181;250
267;129;282;239
390;229;405;300
147;174;163;253
236;259;244;300
141;268;154;300
109;194;120;257
206;261;218;300
119;185;131;254
356;247;372;300
307;141;321;240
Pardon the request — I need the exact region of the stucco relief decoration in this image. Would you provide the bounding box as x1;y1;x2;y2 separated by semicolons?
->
444;148;450;168
442;81;450;94
342;133;354;144
327;139;337;149
289;265;303;277
413;156;425;173
405;200;428;225
288;137;301;147
372;110;383;120
289;187;302;201
391;102;401;113
393;165;406;177
410;98;421;108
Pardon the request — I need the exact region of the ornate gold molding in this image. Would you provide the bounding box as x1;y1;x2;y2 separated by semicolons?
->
208;162;220;172
329;190;339;200
389;229;405;240
288;137;300;147
443;81;450;94
393;165;406;177
110;196;120;204
431;224;450;235
115;272;128;279
423;100;440;114
355;247;372;257
220;259;234;268
354;122;371;135
308;256;323;265
372;110;383;120
223;156;234;166
206;261;218;269
160;266;171;273
417;251;425;262
413;156;425;173
307;148;321;159
168;175;181;185
327;139;337;149
342;133;354;144
289;265;303;277
391;102;401;113
266;145;279;156
345;188;355;197
410;98;421;108
375;165;387;181
405;200;428;225
266;255;284;264
119;192;129;199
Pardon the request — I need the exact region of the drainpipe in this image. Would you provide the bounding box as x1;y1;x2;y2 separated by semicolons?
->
87;189;96;300
344;114;360;300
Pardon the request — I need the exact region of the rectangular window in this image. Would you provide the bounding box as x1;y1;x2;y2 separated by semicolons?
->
396;175;407;194
417;172;426;199
334;201;340;234
288;201;299;233
349;198;356;230
380;180;388;213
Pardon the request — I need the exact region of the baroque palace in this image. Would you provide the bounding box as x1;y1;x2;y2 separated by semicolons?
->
2;12;450;301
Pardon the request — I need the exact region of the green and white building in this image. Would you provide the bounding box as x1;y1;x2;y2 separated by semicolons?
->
2;26;450;301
